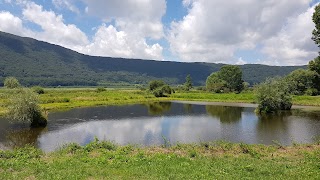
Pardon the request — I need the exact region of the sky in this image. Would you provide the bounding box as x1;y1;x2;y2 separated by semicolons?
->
0;0;319;66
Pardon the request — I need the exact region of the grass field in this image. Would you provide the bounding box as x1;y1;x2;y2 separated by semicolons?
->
0;140;319;179
1;88;320;115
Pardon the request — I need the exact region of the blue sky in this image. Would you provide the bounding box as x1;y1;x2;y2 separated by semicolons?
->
0;0;319;65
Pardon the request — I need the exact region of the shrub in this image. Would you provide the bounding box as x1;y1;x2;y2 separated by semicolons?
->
6;88;47;127
305;88;318;96
255;78;292;114
32;86;45;94
152;85;173;97
149;80;165;91
96;87;106;93
4;77;20;89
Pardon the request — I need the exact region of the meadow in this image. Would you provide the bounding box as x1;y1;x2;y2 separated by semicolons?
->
0;140;319;179
1;88;320;115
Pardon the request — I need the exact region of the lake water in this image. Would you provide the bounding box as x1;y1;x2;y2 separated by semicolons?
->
0;101;320;152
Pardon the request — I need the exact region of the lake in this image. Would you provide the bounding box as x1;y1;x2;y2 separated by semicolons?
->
0;101;320;152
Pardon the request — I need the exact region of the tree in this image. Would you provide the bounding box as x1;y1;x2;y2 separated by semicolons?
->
312;4;320;50
218;65;243;92
184;74;193;91
286;69;317;95
4;77;20;89
206;72;226;93
255;78;292;114
6;88;47;127
149;80;165;91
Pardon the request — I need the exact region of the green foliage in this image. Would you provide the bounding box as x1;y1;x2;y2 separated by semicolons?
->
149;80;173;97
32;86;45;94
307;57;320;94
312;4;320;49
206;72;226;93
286;69;317;95
96;87;106;93
4;77;20;89
184;74;193;91
153;85;173;97
149;80;166;91
218;65;244;92
206;65;243;93
255;78;292;114
309;56;320;74
305;88;318;96
6;88;47;127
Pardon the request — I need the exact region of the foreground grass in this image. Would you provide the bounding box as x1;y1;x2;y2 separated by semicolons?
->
0;141;319;179
0;88;320;115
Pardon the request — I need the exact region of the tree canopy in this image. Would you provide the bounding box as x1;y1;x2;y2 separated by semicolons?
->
312;4;320;50
206;65;243;93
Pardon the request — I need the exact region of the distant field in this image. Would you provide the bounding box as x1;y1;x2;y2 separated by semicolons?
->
0;88;320;115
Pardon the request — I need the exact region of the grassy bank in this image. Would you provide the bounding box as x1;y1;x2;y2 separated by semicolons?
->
0;88;320;115
0;141;319;179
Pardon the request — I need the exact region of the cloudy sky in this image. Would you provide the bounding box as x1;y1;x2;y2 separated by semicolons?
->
0;0;319;65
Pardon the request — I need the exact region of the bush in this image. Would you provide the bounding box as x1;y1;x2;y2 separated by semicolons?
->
4;77;20;89
152;85;173;97
96;87;106;93
149;80;165;91
255;78;292;114
305;88;318;96
32;86;45;94
6;88;47;127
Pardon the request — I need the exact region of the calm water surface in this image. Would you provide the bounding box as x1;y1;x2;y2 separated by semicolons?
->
0;101;320;152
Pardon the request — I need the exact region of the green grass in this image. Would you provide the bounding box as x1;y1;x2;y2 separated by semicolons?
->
0;141;319;179
0;88;320;115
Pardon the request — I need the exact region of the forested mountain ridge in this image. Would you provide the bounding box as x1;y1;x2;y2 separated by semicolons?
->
0;31;306;86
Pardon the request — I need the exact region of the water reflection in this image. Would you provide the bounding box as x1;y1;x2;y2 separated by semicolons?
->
145;102;172;115
206;106;243;123
0;102;319;152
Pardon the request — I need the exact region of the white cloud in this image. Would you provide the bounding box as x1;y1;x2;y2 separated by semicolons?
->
236;57;247;65
261;4;318;65
22;2;89;50
0;11;29;36
83;24;163;60
168;0;315;64
52;0;80;14
82;0;166;39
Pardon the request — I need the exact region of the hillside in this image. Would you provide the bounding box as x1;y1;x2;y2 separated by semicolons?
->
0;31;305;86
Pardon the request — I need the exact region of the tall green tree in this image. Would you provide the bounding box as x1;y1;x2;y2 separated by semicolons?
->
309;4;320;94
184;74;193;91
312;4;320;50
218;65;244;92
286;69;318;95
206;72;226;93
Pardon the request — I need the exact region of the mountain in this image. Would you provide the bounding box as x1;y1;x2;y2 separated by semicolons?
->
0;31;306;87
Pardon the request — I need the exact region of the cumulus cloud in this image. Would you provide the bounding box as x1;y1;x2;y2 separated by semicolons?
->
261;4;318;65
21;2;89;51
82;0;166;39
82;24;163;59
0;11;30;36
168;0;315;64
